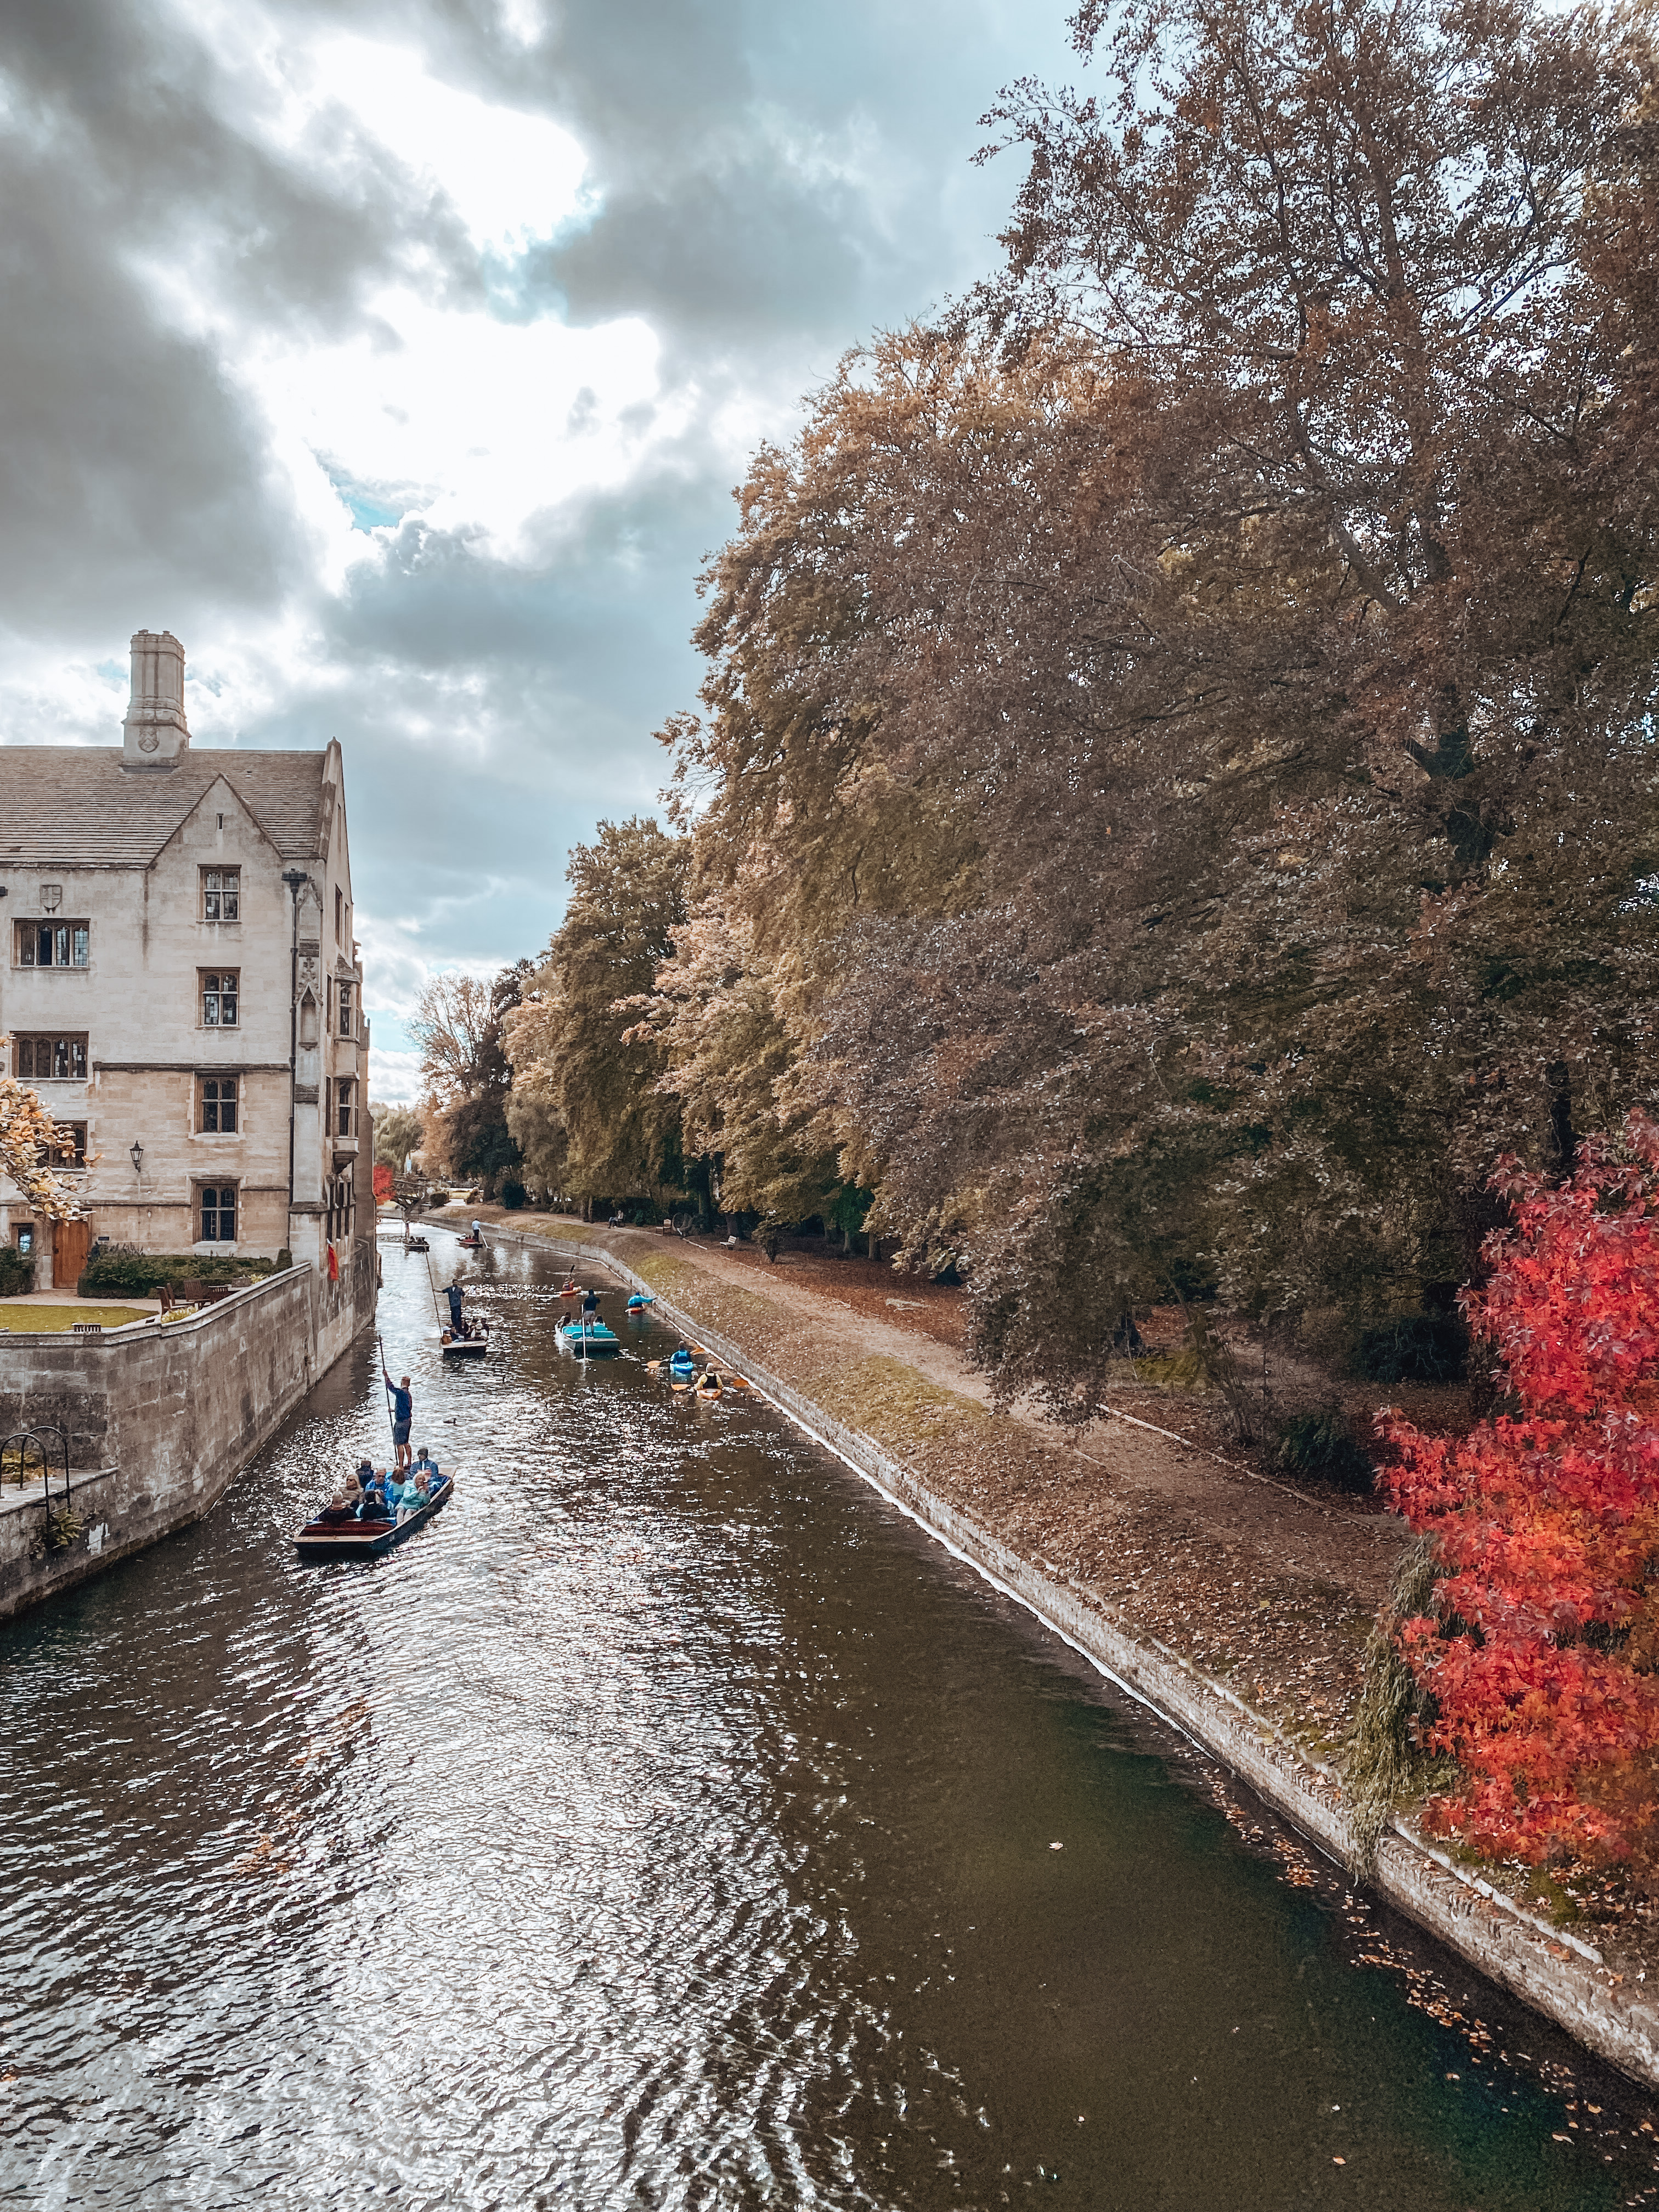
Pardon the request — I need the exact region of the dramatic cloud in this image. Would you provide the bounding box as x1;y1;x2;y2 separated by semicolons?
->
0;0;1079;1098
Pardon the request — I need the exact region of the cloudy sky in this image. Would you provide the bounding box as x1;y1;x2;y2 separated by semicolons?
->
0;0;1080;1101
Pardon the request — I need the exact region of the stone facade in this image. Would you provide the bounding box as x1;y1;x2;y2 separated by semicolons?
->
0;631;375;1292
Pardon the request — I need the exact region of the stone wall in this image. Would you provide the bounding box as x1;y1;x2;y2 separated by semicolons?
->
0;1259;363;1621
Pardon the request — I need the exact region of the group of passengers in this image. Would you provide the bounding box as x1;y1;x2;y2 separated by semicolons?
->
443;1280;486;1344
326;1449;444;1523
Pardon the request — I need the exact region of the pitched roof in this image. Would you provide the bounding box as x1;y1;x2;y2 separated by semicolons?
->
0;748;330;866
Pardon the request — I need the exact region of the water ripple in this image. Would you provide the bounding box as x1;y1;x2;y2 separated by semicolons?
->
3;1229;1656;2209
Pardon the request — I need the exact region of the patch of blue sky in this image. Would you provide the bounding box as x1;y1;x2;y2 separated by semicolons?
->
324;467;408;534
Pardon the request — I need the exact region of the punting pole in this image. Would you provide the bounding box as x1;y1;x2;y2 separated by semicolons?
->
376;1332;398;1453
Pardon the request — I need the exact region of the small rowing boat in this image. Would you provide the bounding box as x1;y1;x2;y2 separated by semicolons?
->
441;1322;490;1359
695;1370;724;1400
293;1476;454;1561
456;1233;484;1250
557;1318;620;1357
405;1235;430;1252
625;1292;655;1312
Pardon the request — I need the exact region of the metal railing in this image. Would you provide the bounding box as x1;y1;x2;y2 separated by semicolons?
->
1;1423;72;1533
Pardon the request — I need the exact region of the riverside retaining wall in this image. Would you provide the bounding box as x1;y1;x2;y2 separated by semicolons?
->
509;1224;1659;2094
0;1247;375;1622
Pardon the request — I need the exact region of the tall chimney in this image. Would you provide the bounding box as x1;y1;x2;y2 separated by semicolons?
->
121;630;190;770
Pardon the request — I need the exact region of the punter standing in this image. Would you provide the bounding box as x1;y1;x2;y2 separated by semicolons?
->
383;1365;414;1470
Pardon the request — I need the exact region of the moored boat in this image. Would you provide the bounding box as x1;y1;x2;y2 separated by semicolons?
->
293;1475;454;1561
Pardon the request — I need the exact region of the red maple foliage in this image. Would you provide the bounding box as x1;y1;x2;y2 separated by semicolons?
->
372;1162;394;1205
1381;1111;1659;1866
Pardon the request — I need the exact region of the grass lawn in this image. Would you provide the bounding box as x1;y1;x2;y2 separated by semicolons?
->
0;1305;148;1333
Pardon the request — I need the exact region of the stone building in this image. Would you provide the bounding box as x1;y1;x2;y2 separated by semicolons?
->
0;631;375;1314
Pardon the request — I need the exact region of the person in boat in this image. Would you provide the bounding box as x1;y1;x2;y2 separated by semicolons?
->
321;1469;364;1520
700;1366;722;1392
357;1468;391;1519
412;1446;442;1488
383;1368;414;1470
445;1281;464;1335
582;1286;600;1317
668;1343;696;1383
471;1218;483;1241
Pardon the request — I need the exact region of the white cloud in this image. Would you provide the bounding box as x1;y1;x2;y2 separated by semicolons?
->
304;35;588;257
250;287;679;564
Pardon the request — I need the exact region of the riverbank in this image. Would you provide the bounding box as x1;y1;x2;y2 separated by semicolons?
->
432;1203;1659;2090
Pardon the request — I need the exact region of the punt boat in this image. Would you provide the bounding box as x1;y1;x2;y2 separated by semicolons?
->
441;1321;491;1359
293;1475;454;1561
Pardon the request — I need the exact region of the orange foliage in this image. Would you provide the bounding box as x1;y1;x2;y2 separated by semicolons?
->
372;1163;394;1204
1383;1113;1659;1865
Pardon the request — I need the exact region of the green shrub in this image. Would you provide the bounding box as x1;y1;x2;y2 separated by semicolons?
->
0;1245;35;1296
500;1180;527;1210
77;1250;275;1297
1353;1314;1469;1385
1277;1407;1375;1494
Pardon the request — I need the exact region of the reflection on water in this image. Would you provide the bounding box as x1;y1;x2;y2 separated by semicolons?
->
3;1232;1657;2210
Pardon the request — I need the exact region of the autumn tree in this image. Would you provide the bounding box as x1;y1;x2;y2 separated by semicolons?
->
655;0;1657;1415
372;1103;425;1174
639;898;842;1224
504;819;692;1210
410;965;529;1194
1381;1114;1659;1869
0;1057;81;1223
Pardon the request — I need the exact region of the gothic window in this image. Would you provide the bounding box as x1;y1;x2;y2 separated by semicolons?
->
336;1078;356;1138
202;868;240;922
198;1184;238;1243
52;1123;88;1167
198;1076;238;1133
15;922;89;967
338;981;354;1037
15;1035;88;1080
201;970;239;1027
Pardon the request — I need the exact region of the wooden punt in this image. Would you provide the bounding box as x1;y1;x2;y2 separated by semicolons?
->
293;1476;454;1561
441;1324;491;1359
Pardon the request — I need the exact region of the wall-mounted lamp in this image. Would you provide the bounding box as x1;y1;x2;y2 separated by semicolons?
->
129;1141;143;1175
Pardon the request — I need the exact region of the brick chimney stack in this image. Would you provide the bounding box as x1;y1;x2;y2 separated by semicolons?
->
121;630;190;771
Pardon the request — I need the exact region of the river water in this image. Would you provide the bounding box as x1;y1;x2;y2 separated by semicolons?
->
4;1230;1658;2210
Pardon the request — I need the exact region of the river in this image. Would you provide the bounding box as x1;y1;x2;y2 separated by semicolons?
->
3;1228;1656;2209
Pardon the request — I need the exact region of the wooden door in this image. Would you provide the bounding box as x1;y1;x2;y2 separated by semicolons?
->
54;1217;92;1288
